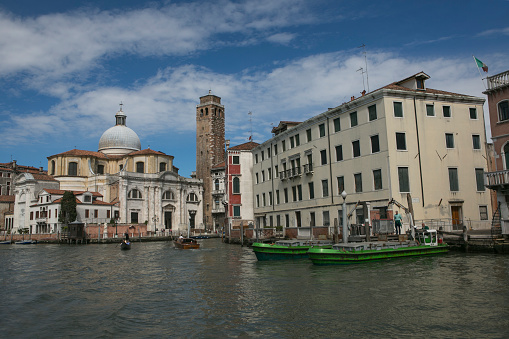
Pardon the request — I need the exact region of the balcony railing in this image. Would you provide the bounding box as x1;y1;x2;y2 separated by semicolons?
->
487;70;509;91
212;189;225;195
212;206;225;214
485;170;509;188
303;163;313;175
280;171;287;180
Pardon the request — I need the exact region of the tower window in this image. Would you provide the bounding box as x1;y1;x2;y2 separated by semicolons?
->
136;162;144;173
68;162;78;176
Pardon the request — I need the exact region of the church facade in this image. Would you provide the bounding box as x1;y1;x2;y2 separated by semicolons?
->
12;106;203;235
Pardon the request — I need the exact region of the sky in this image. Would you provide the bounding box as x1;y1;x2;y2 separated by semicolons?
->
0;0;508;177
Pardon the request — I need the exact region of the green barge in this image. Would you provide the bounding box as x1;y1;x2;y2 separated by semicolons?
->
252;240;332;261
308;230;448;265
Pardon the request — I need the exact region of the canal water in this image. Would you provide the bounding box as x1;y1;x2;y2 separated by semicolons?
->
1;239;508;338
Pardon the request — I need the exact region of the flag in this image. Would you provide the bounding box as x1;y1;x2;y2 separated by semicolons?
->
248;135;252;141
474;57;488;72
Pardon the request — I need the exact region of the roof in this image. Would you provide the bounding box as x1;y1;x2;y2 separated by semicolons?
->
212;161;225;169
129;148;169;156
228;141;260;151
271;121;302;135
43;189;102;197
31;173;57;181
48;149;109;159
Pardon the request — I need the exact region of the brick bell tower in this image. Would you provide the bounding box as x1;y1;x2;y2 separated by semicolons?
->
196;91;225;230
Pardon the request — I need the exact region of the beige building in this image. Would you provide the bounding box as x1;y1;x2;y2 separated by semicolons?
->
252;72;491;235
34;106;204;235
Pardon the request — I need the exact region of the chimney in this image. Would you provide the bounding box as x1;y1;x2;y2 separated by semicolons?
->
39;167;44;173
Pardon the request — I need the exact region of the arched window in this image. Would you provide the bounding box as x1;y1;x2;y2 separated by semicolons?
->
128;189;142;199
68;162;78;176
215;179;220;191
187;193;198;202
499;100;509;122
136;162;144;173
200;109;204;117
504;143;509;170
51;160;55;175
162;190;174;200
233;177;240;194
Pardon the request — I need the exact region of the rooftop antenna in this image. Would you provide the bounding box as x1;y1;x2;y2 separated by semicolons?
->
248;111;253;141
357;67;366;92
119;101;123;111
358;44;370;92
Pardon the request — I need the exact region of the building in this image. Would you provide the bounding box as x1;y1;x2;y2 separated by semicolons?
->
484;69;509;235
252;72;492;237
211;161;226;232
11;105;204;235
225;141;259;233
196;92;226;230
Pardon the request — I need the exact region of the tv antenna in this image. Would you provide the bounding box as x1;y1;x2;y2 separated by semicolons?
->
358;44;370;92
248;111;253;141
357;67;366;92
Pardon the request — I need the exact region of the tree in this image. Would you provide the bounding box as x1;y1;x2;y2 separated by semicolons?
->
58;191;77;225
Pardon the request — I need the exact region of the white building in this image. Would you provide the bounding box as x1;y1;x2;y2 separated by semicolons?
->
252;72;492;235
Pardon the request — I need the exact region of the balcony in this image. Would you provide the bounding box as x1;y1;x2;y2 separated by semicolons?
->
485;170;509;191
303;163;313;175
280;171;287;180
212;189;225;196
486;70;509;91
212;206;225;214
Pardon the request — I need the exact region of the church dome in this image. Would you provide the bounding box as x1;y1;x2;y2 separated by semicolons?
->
98;106;141;155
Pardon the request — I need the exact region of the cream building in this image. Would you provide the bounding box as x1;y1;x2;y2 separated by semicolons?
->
252;72;491;234
34;106;204;234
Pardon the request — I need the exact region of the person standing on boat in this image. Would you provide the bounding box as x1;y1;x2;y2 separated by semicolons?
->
394;211;402;235
124;231;130;242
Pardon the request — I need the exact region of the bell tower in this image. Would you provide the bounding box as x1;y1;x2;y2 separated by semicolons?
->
196;91;225;230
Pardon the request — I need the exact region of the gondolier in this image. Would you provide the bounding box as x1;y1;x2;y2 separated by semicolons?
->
394;211;402;235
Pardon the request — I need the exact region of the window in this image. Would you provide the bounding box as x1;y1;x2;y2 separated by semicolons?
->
262;171;265;182
306;129;312;142
469;107;477;119
371;135;380;153
472;135;481;150
268;168;272;180
255;173;259;184
373;169;382;190
320;150;327;165
475;168;485;192
398;167;410;192
163;190;174;200
292;186;297;202
334;117;341;132
352;140;360;158
449;168;459;191
297;185;302;201
85;210;89;218
295;134;300;146
323;211;330;227
499;101;509;121
284;188;288;203
282;140;286;152
215;179;220;191
308;182;314;199
274;144;278;155
262;193;266;206
269;192;273;205
396;132;407;150
479;206;488;220
445;133;455;149
255;154;258;163
128;189;142;199
350;112;358;127
97;164;104;174
256;195;260;207
159;162;167;172
233;156;240;165
94;210;98;218
261;151;265;161
322;179;329;197
417;78;424;89
107;210;110;219
290;136;295;149
319;123;326;137
136;162;144;173
296;211;302;227
275;165;279;177
68;162;78;176
354;173;362;193
276;190;280;204
131;212;139;224
426;104;435;117
233;177;240;194
337;176;344;194
187;193;198;202
335;145;343;161
368;104;377;121
310;212;315;227
394;102;403;117
443;106;451;118
267;148;271;158
233;206;240;217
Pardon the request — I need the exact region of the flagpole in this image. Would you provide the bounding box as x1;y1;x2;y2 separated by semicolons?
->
472;55;487;90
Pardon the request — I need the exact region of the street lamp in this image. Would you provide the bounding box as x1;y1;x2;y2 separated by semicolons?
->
341;191;348;244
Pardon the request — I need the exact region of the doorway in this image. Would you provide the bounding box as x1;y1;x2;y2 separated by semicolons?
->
451;206;463;230
164;211;172;230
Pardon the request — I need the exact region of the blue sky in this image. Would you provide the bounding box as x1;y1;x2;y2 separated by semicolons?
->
1;0;508;177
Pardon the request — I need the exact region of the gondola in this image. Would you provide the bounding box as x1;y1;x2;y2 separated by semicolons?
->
120;240;131;250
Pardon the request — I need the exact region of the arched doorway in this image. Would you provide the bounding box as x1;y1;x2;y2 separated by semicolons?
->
163;204;175;231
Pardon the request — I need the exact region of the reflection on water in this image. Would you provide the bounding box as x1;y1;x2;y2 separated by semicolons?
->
1;239;508;338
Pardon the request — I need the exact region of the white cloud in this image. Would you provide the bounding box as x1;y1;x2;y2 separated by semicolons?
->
266;32;296;45
1;50;497;147
476;27;509;37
